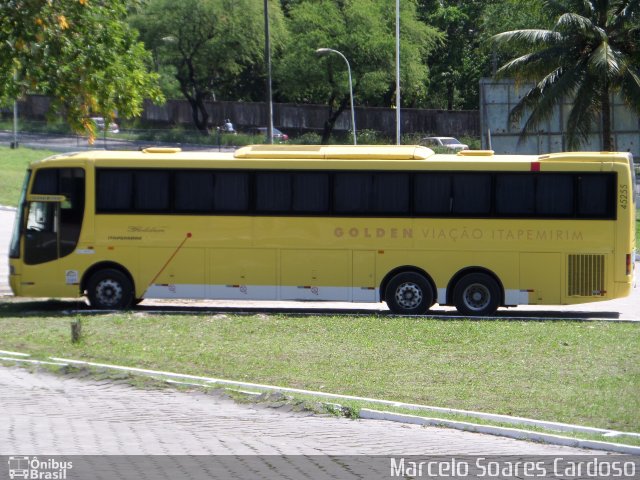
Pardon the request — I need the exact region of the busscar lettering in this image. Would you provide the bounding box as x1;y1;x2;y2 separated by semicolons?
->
128;226;167;233
107;236;142;241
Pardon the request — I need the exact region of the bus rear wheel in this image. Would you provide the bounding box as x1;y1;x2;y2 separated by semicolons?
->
86;269;134;310
453;273;500;316
385;272;433;315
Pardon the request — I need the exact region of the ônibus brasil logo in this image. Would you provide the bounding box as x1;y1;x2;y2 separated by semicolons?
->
8;457;73;480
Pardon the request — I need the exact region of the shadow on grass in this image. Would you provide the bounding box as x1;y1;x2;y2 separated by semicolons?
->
0;296;622;321
0;298;88;317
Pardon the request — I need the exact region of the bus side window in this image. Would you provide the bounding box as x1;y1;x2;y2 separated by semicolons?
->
577;174;614;218
452;174;491;215
414;173;451;215
256;173;291;212
496;174;535;216
97;170;133;212
292;173;329;213
135;171;170;212
536;175;573;216
175;171;214;212
213;172;249;212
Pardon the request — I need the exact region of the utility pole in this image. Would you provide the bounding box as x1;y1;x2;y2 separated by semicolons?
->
264;0;274;144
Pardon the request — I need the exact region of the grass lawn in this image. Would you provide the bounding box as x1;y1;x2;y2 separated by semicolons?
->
1;304;638;434
0;146;57;206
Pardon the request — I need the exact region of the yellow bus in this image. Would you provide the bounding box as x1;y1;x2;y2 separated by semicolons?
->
8;145;636;316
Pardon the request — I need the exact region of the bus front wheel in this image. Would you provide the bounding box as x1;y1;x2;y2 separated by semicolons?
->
86;269;134;310
453;273;500;316
385;272;433;315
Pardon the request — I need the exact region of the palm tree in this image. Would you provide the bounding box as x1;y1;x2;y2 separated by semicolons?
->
491;0;640;151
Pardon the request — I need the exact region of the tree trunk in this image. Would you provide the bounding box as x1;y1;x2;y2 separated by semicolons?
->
178;57;210;134
182;90;210;135
321;96;349;144
447;80;454;111
601;89;612;151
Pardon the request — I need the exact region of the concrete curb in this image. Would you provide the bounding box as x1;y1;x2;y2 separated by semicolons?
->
0;205;16;211
360;410;640;455
0;356;68;367
41;356;640;451
2;351;638;453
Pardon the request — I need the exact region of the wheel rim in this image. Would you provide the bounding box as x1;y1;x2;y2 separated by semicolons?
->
462;283;491;311
395;282;423;310
95;279;123;307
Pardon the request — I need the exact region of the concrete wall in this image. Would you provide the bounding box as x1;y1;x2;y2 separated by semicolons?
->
15;95;480;137
144;98;481;137
480;78;640;157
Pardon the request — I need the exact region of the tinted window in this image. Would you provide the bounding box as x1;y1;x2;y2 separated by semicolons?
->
334;173;409;214
97;171;133;211
537;175;573;216
32;169;58;194
334;173;370;213
452;174;491;215
175;171;214;212
214;172;249;212
578;174;613;218
372;173;409;214
292;173;329;213
256;173;291;212
135;171;170;212
414;174;451;214
496;174;535;216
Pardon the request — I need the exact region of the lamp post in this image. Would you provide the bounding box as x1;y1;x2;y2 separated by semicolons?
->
395;0;401;145
315;48;357;145
264;0;274;144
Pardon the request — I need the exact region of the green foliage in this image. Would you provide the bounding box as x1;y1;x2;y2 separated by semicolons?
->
133;0;287;132
491;0;640;150
276;0;442;142
0;0;164;142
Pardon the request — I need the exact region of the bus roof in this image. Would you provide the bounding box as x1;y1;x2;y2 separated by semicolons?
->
29;146;632;169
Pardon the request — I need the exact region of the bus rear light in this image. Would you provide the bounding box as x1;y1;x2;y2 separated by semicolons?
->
531;162;540;171
627;254;632;276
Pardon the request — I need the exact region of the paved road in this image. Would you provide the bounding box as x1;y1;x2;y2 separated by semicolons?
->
0;365;596;456
0;130;235;153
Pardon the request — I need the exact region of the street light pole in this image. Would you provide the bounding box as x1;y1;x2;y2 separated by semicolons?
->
395;0;401;145
12;70;18;149
315;48;357;145
264;0;274;144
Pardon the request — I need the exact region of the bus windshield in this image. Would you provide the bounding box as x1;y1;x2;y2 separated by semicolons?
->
9;171;31;259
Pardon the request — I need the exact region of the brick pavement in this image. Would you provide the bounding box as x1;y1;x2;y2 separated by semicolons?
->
0;365;596;456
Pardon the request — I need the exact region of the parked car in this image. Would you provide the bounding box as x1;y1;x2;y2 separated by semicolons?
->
249;127;289;143
91;116;119;134
420;136;468;151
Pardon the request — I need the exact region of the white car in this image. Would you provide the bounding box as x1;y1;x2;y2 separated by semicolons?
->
90;116;119;134
421;136;468;151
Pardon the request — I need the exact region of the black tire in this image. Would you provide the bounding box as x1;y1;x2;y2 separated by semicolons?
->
453;272;501;316
86;268;134;310
385;272;434;315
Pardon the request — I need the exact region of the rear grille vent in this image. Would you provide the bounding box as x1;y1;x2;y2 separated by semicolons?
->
567;254;605;296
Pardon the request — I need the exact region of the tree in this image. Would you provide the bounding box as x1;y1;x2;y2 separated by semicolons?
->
491;0;640;150
0;0;163;142
418;0;491;110
134;0;286;133
276;0;442;143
